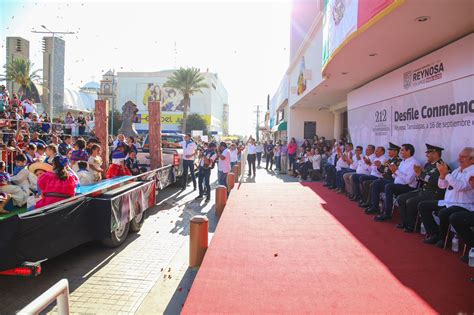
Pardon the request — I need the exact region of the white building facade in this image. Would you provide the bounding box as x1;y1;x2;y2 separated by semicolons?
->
116;70;229;134
269;0;473;164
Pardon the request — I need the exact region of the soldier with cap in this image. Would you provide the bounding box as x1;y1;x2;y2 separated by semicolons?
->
374;143;421;221
418;147;474;249
364;142;402;213
395;143;447;232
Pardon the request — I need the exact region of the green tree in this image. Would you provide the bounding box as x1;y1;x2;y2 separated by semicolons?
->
1;58;41;99
163;67;209;133
180;113;208;135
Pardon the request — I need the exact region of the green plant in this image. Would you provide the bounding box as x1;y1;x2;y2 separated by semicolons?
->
180;113;208;135
163;67;209;133
1;58;41;98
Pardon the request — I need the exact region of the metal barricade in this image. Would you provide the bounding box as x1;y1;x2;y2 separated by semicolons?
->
18;279;70;315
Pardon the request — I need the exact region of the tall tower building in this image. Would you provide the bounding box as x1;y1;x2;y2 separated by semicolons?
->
42;36;65;114
98;69;117;111
5;37;30;94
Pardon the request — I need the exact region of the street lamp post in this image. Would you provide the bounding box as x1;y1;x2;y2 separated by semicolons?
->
32;26;74;120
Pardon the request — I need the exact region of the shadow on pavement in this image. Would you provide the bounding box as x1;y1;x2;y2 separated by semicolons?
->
163;267;199;315
0;232;140;314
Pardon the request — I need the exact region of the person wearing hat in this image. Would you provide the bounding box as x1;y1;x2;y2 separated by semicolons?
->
70;139;89;171
26;161;54;209
35;155;79;209
418;147;474;251
196;142;217;202
391;144;447;232
362;143;402;211
374;143;421;222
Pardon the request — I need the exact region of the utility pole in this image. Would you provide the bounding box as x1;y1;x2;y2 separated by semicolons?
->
253;105;261;142
32;25;75;120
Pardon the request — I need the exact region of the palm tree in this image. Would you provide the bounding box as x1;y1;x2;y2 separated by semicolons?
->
1;58;41;100
164;67;209;133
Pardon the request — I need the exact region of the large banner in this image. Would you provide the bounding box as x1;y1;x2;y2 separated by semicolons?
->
117;76;213;132
349;76;474;164
322;0;397;66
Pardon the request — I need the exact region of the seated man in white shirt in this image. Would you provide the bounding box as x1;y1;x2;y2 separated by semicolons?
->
349;144;377;201
450;175;474;263
335;144;359;193
418;147;474;254
375;143;420;221
328;143;353;189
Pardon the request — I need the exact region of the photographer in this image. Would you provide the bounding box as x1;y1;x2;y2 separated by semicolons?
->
196;142;217;202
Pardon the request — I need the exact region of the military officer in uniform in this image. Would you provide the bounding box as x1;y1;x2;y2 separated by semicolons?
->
364;143;402;213
395;144;446;232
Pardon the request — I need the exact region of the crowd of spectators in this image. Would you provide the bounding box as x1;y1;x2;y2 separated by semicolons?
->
0;85;94;140
0;84;143;214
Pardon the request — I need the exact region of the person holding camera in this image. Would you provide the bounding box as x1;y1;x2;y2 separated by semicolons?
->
196;142;217;202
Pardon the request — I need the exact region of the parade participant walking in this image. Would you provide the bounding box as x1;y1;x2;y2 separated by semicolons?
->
256;141;264;167
217;142;231;188
196;142;217;202
180;134;197;191
287;138;297;173
246;137;257;177
265;140;275;170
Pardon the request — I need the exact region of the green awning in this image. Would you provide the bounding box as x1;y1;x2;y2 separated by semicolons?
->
271;121;287;132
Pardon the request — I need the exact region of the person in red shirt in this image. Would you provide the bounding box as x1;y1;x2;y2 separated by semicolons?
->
287;137;298;173
106;148;132;179
35;155;79;209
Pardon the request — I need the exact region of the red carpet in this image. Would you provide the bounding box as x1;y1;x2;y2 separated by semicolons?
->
183;182;474;314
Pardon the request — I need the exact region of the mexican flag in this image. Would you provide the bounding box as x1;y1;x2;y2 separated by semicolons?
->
322;0;397;67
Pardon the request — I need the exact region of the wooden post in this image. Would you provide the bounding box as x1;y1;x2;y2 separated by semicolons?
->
215;185;227;217
148;101;163;169
227;172;235;191
232;165;239;183
94;100;109;178
189;215;209;268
